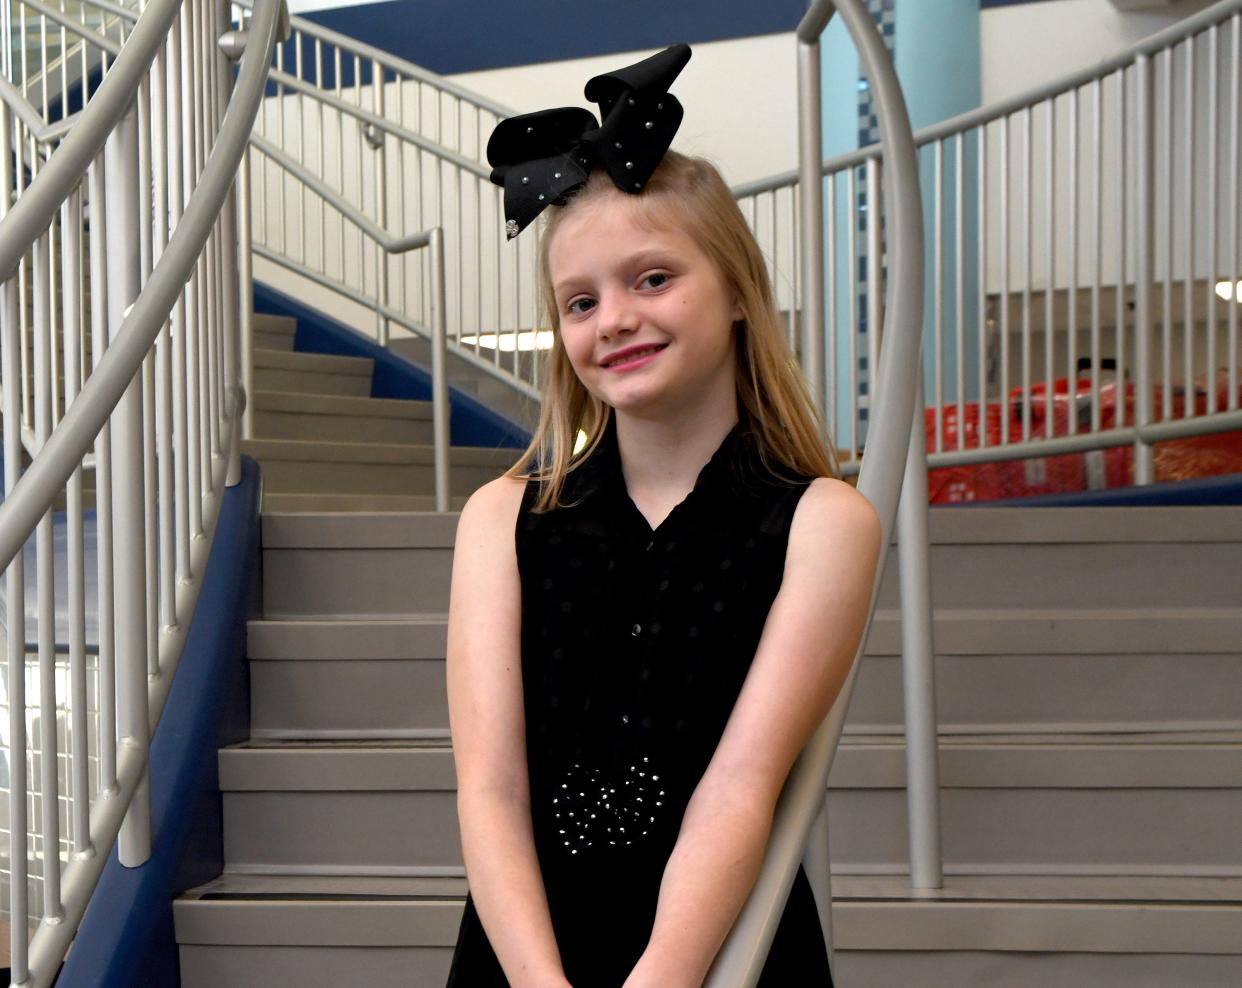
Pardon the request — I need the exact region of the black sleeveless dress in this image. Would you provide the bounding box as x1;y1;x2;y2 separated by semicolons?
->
447;413;833;987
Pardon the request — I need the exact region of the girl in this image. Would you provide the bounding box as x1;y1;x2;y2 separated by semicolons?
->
446;46;881;988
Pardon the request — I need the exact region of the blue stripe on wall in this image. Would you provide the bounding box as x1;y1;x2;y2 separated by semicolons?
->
299;0;808;76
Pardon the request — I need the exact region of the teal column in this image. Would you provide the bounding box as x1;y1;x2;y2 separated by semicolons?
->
821;1;982;450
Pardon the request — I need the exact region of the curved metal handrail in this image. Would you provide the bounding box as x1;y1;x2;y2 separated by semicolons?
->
0;0;287;981
706;1;924;983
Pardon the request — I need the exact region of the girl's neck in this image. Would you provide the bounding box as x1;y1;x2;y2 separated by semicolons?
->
613;401;740;504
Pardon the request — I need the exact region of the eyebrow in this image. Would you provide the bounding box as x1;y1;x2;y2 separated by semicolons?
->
552;250;677;297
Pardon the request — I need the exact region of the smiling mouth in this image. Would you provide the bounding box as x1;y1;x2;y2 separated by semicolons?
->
603;344;668;368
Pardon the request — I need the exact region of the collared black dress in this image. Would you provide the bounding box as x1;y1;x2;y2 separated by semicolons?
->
447;413;833;987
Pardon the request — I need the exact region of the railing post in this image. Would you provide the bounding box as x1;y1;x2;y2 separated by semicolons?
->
798;32;826;410
105;103;152;867
239;145;255;441
430;227;450;511
373;57;390;346
897;374;943;890
1133;53;1155;483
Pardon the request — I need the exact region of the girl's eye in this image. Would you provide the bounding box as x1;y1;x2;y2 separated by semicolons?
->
566;297;596;316
641;272;669;290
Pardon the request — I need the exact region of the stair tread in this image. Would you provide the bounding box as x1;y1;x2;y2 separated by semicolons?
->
919;504;1242;543
242;436;516;465
253;347;373;375
253;389;433;419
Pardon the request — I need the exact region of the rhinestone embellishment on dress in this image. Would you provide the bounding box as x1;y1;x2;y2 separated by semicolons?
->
553;758;665;856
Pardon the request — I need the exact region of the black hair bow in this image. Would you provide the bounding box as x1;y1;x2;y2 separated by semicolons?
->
486;44;691;240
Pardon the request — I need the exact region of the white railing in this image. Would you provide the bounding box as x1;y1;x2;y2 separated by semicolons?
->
737;0;1242;484
0;0;285;981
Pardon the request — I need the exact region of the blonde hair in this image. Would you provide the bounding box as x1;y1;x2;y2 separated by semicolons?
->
507;151;839;511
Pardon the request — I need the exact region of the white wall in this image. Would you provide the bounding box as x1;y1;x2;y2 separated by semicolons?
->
446;34;800;188
981;0;1217;103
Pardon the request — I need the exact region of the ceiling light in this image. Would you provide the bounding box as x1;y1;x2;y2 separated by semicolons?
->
458;330;554;352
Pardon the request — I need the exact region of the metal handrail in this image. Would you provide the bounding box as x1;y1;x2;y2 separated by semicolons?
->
707;1;924;982
735;0;1242;199
0;0;286;982
244;135;453;508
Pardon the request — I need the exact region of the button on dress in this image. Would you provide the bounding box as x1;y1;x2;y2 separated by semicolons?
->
447;413;834;987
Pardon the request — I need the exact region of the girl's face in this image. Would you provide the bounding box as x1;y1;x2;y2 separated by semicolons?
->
546;190;743;421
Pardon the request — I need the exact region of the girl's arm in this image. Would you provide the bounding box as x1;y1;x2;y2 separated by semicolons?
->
447;477;573;988
624;477;883;988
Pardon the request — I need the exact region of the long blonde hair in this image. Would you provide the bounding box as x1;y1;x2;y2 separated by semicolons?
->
507;151;838;511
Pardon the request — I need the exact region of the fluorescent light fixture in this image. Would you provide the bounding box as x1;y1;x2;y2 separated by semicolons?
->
1216;279;1242;302
458;330;554;352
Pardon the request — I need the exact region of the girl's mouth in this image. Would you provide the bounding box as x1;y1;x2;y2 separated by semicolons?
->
604;344;668;372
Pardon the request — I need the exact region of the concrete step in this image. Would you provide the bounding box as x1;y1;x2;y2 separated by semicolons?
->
260;493;470;513
252;390;436;444
245;607;1242;739
218;733;1242;875
259;512;457;617
247;618;448;740
252;348;373;397
253;313;297;351
873;506;1242;609
241;439;515;497
174;872;1242;988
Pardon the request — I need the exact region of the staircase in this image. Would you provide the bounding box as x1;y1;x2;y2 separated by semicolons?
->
172;349;1242;988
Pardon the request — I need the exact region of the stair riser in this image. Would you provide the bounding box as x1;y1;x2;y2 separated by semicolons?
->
874;543;1241;609
261;548;452;616
253;410;433;444
222;786;1242;872
834;951;1242;988
250;659;447;737
253;460;499;496
248;649;1242;736
254;367;370;397
179;946;449;988
254;329;294;352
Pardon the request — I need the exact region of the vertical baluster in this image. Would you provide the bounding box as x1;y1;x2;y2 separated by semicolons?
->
106;107;151;865
34;227;64;922
865;156;881;420
1091;78;1103;432
847;165;858;457
181;0;201;537
1206;25;1219;416
1115;69;1128;416
978;123;989;450
954;133;966;452
1229;14;1240;409
61;188;93;862
2;273;31;988
1000;114;1011;444
1021;107;1032;442
88;153;118;812
1068;90;1079;436
1184;38;1195;419
1135;53;1155;484
1162;49;1174;423
933;139;944;453
1045;100;1056;440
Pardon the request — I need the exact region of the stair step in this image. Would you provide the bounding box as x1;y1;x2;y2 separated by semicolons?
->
260;493;471;513
259;511;457;617
253;347;373;397
874;506;1242;609
243;439;515;497
174;872;1242;988
217;734;1242;874
253;313;297;335
252;389;435;444
247;618;448;740
244;607;1242;738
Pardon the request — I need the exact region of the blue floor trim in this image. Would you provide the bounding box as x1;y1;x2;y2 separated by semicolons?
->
950;471;1242;507
56;457;261;988
253;282;530;450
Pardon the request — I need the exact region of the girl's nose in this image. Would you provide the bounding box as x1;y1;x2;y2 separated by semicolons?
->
595;289;639;339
